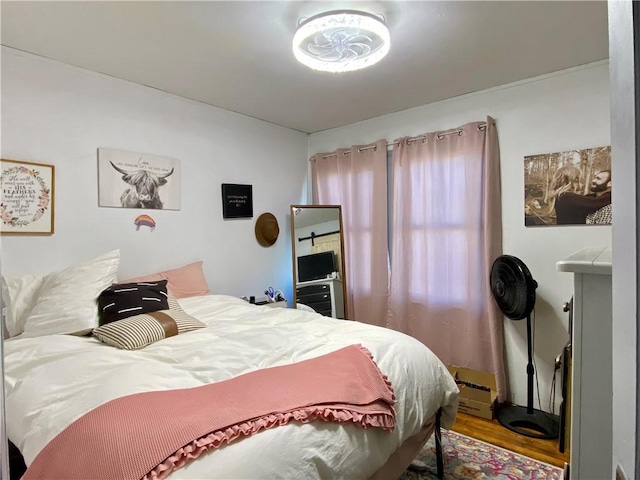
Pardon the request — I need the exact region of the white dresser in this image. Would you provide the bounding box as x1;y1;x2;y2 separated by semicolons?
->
557;246;612;480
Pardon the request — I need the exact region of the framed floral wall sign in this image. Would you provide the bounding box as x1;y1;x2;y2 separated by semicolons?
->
1;159;55;235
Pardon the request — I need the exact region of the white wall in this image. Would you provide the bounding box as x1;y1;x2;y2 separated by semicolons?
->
1;48;309;304
309;62;612;412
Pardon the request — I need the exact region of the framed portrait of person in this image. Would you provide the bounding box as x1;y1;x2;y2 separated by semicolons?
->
524;146;611;226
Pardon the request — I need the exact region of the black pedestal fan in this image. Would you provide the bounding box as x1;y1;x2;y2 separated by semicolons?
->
490;255;559;440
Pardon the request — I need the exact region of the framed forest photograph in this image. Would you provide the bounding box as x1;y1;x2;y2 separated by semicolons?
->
1;159;55;235
524;146;611;226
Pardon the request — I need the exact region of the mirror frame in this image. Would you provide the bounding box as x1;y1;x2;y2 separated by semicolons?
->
290;205;349;319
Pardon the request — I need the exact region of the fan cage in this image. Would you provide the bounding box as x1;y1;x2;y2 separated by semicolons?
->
490;255;537;320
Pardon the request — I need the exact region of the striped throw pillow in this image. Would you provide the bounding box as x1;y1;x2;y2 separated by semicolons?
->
92;309;205;350
166;292;181;311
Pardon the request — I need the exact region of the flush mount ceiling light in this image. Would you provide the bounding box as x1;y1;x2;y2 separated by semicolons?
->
293;10;390;73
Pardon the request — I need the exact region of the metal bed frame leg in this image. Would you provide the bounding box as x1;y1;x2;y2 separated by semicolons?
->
435;408;444;479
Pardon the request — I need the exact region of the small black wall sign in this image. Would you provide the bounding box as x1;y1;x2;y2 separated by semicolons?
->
221;183;253;219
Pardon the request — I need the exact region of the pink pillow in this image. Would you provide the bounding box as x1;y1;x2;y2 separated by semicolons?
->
122;261;211;299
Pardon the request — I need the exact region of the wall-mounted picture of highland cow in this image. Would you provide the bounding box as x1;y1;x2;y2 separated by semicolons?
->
524;146;611;226
98;148;181;210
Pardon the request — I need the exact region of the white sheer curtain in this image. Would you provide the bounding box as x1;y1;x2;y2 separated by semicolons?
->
310;140;389;326
388;118;506;401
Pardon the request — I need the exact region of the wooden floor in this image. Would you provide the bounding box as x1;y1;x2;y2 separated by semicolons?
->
449;412;570;469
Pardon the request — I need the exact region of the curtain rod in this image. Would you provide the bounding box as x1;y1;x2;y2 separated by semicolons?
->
319;120;493;159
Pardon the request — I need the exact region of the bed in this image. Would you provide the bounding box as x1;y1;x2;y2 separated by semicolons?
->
3;252;459;479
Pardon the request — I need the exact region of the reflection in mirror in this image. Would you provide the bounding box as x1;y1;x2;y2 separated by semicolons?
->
291;205;348;319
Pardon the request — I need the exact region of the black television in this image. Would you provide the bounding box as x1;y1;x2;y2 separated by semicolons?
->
297;251;336;282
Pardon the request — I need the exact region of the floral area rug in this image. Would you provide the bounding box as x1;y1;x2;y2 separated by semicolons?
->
399;429;564;480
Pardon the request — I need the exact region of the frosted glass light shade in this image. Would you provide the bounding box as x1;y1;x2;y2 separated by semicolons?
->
293;10;390;73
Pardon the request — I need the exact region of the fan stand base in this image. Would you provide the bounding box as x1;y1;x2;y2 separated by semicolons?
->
495;404;560;440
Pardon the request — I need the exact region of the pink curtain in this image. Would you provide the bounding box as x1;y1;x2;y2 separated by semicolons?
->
388;118;506;401
310;140;390;326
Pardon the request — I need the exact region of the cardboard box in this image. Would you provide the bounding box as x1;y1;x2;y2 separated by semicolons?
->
447;365;498;420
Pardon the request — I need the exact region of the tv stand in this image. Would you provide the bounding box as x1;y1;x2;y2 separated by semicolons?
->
296;278;345;319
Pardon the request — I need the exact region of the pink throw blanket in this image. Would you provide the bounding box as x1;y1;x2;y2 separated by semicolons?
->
23;344;396;480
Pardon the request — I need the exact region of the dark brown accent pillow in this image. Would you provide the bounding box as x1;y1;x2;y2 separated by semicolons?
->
98;280;169;325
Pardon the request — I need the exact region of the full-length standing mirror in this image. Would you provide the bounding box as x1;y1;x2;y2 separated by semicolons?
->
291;205;348;319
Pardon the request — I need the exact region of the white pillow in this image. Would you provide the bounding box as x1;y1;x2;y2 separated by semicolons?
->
2;274;46;337
16;250;120;338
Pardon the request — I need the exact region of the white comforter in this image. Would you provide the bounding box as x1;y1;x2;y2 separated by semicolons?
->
5;295;459;479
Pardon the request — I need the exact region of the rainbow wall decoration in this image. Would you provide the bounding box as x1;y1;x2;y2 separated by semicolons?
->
134;214;156;231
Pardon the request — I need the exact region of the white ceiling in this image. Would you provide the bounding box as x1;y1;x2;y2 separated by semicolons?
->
1;1;609;134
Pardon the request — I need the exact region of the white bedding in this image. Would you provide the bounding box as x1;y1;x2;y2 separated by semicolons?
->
5;294;459;479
